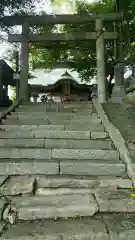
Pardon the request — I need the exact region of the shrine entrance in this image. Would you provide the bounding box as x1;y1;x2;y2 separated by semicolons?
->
29;71;91;103
1;12;123;103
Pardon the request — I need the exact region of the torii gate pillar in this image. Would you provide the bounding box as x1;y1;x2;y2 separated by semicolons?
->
96;19;107;103
19;23;29;101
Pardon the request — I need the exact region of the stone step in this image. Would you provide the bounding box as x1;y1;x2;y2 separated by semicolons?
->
0;138;113;149
10;113;100;122
0;124;65;131
6;189;135;221
11;111;95;117
51;149;119;160
17;103;93;110
0;130;108;139
2;215;135;240
64;123;104;132
2;120;105;131
35;175;131;189
0;175;131;197
0;159;125;176
6;117;102;126
60;161;125;176
16;103;93;112
0;148;119;160
10;194;98;220
15;107;93;113
4;116;100;125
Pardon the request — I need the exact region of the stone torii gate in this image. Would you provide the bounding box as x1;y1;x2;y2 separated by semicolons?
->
1;13;123;103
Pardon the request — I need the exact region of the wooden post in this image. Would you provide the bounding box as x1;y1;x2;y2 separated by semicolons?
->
20;22;29;101
96;18;107;103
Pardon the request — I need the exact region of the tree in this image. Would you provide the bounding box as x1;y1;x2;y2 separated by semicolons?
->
0;0;34;16
29;0;135;83
30;0;116;82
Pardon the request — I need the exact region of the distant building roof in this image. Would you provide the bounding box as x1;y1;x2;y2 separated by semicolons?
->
47;71;79;86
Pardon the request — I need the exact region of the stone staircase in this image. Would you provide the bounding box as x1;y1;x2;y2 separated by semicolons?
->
0;102;134;239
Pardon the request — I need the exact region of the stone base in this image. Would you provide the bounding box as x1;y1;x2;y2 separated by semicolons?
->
110;86;125;103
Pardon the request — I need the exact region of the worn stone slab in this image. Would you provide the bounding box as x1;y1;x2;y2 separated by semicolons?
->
12;110;93;116
3;119;50;125
65;118;101;124
36;188;96;196
7;115;50;120
11;194;98;220
0;139;45;148
7;114;52;121
95;189;135;212
52;149;119;160
104;214;135;240
64;123;105;132
36;175;98;188
34;130;90;139
72;115;100;121
0;176;35;196
2;218;108;240
9;113;91;120
0;131;34;138
0;161;58;175
0;148;51;159
45;139;112;150
60;161;125;176
91;132;109;139
0;125;65;131
98;177;132;188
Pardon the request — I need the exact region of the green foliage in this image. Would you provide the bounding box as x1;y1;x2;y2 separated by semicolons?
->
32;0;135;82
9;86;16;102
2;0;134;83
30;0;117;82
0;0;34;16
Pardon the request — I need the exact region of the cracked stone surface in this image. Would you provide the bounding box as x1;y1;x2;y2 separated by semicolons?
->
2;218;109;240
96;189;135;212
11;194;98;220
0;176;35;196
103;214;135;240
